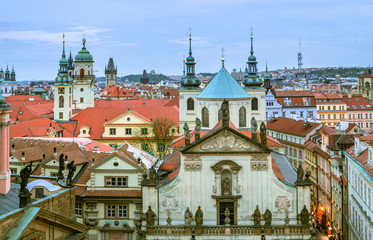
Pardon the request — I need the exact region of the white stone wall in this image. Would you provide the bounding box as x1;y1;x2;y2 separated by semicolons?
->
348;157;373;240
53;85;72;121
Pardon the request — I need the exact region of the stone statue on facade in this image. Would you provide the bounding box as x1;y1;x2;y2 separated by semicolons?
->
146;206;156;226
222;177;230;195
221;99;229;127
20;162;32;194
296;165;304;183
58;153;65;180
66;160;76;187
149;165;157;183
195;206;203;226
195;118;201;141
184;122;190;146
260;122;267;146
263;209;272;226
251;117;258;142
251;117;258;132
224;208;231;226
252;205;261;226
184;207;193;226
300;205;309;225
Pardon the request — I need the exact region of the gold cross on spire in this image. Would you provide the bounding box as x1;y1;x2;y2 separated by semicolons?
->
221;47;225;66
189;27;192;39
250;27;253;39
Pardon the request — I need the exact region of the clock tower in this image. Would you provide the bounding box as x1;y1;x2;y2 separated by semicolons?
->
54;34;73;122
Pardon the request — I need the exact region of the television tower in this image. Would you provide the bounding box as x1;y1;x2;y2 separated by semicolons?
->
298;40;303;69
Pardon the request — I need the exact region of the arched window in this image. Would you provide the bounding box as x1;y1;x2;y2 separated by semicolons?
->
252;98;258;111
218;109;223;121
239;106;246;127
59;96;64;108
187;98;194;110
80;68;84;77
202;107;209;127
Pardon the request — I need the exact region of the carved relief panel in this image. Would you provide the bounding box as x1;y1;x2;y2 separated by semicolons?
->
184;155;202;171
250;154;268;171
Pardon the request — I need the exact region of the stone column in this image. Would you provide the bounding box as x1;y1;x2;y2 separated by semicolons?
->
0;100;12;195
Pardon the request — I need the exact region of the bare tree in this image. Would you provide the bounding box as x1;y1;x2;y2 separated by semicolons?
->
135;115;177;161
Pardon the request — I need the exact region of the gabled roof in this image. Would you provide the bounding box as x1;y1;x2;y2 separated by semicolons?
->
180;125;271;154
197;67;251;100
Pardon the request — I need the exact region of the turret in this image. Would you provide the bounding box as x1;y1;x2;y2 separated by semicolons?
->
180;31;201;89
4;65;10;81
67;50;75;78
10;66;16;81
243;31;263;88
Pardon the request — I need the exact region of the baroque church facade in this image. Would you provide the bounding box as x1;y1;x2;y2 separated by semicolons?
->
54;36;95;121
139;34;313;239
179;33;266;134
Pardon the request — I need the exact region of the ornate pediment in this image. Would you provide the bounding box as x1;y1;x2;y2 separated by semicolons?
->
182;129;268;154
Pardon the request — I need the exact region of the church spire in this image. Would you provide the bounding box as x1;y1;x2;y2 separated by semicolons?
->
181;28;201;88
55;34;72;85
263;63;271;89
243;29;263;88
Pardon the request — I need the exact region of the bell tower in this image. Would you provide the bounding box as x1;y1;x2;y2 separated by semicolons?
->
179;29;202;134
54;34;73;122
73;38;95;109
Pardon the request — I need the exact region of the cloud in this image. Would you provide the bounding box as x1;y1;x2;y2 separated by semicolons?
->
0;26;110;45
168;37;213;47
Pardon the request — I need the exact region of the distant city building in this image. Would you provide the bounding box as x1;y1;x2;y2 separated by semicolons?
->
105;57;117;87
0;65;18;98
358;68;373;99
140;69;149;84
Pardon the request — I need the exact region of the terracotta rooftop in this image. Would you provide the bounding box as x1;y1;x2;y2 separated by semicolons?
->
267;117;321;137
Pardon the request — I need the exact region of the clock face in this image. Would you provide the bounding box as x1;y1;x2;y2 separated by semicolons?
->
58;87;65;94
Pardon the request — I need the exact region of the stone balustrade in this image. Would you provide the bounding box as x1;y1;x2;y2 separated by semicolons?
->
147;225;310;236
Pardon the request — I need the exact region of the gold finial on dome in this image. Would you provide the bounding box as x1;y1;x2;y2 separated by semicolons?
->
62;33;65;43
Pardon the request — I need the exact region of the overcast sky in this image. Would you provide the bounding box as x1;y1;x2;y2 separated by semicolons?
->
1;0;373;80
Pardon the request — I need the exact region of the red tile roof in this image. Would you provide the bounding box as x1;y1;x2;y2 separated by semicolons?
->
345;147;373;178
9;118;64;138
342;94;373;111
267;117;321;137
71;106;179;139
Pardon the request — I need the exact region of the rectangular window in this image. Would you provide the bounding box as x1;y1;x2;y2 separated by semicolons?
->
141;143;149;151
157;143;164;152
117;177;127;186
106;177;116;186
141;128;148;135
59;112;63;119
75;202;82;216
299;150;303;159
285;147;288;155
334;114;336;119
109;128;116;135
105;176;128;187
106;204;129;218
80;97;84;103
106;205;116;218
125;128;132;135
118;205;128;218
333;106;336;110
290;148;293;157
